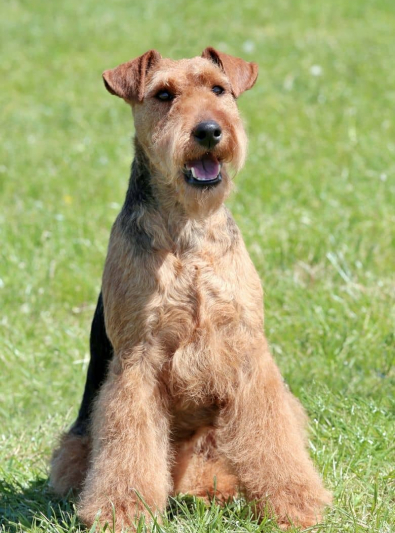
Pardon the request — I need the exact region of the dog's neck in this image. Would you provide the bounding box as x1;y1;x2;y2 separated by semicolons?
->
122;140;155;216
119;140;234;254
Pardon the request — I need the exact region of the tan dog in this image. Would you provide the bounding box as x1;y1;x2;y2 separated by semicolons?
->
50;48;331;531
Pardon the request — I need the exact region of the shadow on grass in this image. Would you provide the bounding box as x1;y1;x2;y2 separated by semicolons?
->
0;478;272;532
0;476;82;532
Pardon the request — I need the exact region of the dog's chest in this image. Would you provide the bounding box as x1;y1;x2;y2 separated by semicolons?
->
156;251;260;400
156;251;242;339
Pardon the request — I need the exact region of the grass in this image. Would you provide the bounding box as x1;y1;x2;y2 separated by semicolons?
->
0;0;394;531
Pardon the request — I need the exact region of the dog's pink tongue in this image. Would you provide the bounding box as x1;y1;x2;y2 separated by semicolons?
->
190;154;220;181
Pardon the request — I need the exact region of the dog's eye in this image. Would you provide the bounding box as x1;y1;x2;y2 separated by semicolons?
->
155;90;174;102
212;86;225;96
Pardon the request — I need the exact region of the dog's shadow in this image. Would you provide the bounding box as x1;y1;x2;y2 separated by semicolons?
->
0;479;206;532
1;477;268;532
0;477;82;532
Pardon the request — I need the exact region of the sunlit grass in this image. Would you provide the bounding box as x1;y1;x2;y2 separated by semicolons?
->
1;0;394;531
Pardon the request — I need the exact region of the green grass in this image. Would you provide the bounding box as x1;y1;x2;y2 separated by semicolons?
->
1;0;394;531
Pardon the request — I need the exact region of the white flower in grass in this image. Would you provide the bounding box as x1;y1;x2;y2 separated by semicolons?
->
310;65;323;77
242;40;255;54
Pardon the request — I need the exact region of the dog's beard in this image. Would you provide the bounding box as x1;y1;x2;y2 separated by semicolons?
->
174;165;234;218
148;122;247;217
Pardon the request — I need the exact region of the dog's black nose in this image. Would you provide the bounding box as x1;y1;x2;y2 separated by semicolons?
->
193;121;222;149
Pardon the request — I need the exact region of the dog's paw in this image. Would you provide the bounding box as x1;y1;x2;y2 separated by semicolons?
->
78;496;160;533
256;485;332;530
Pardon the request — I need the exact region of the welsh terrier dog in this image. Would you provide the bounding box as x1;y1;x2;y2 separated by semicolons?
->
50;47;331;531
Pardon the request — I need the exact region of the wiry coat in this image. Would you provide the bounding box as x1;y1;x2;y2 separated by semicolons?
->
50;48;331;531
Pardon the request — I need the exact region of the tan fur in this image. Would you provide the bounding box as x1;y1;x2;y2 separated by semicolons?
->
50;432;90;495
173;429;239;502
50;49;331;531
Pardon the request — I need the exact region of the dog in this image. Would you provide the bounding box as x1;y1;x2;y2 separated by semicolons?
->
50;47;332;531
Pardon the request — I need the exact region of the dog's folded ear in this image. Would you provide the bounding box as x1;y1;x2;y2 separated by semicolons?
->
103;50;162;102
201;47;258;98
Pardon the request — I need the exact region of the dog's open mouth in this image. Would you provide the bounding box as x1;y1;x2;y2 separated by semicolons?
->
183;154;222;187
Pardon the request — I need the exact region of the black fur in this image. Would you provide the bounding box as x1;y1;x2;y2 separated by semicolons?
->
119;141;156;252
70;292;113;436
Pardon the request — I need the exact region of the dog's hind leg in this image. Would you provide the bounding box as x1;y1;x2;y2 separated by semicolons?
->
173;429;238;503
50;292;113;494
50;431;91;495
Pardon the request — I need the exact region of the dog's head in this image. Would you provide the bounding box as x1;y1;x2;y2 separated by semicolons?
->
103;48;258;216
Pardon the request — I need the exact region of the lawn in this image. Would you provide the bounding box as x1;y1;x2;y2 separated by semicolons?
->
0;0;394;531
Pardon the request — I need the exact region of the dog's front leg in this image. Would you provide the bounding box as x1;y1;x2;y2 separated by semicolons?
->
78;358;172;532
216;340;331;529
